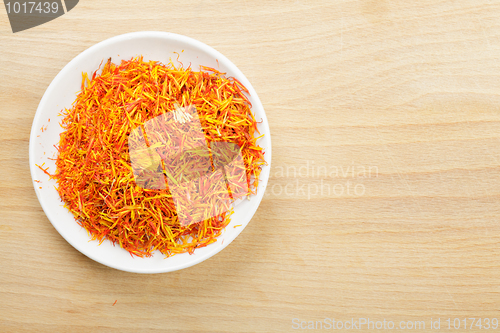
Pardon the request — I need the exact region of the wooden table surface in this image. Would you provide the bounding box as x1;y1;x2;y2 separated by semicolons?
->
2;0;500;332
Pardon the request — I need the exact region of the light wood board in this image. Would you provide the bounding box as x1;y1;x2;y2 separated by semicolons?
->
1;0;500;332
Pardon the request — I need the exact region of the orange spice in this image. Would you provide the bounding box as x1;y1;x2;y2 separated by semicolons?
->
52;57;265;257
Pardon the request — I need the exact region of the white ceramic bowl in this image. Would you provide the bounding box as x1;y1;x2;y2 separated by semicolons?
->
29;32;271;273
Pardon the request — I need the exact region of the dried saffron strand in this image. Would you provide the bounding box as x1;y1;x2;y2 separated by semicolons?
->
53;57;265;257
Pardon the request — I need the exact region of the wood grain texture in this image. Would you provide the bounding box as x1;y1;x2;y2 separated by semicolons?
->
2;0;500;332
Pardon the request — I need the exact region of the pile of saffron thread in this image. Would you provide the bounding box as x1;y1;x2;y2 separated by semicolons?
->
51;57;265;257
